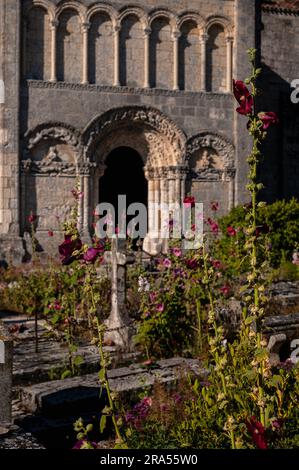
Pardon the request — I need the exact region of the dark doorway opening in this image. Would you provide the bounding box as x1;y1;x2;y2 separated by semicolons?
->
99;147;148;237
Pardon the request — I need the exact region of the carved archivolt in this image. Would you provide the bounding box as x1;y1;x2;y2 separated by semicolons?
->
82;106;187;166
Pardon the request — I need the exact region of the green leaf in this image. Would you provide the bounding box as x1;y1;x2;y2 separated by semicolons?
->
73;355;84;367
100;414;107;434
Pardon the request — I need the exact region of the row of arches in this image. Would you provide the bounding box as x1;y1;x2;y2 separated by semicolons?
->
23;2;233;92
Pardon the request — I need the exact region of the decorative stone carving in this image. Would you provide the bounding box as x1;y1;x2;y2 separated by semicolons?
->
83;106;187;165
186;132;235;181
25;123;81;151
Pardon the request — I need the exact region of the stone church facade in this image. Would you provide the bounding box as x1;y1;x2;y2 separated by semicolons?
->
0;0;298;260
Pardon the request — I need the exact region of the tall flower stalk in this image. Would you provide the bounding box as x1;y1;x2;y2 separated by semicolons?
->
233;48;278;427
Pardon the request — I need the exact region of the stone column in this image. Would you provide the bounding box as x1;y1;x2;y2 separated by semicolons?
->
227;169;236;210
200;33;208;91
22;19;27;79
78;174;84;232
50;20;58;82
82;22;90;85
113;25;121;86
83;174;90;236
172;31;180;91
0;324;13;425
143;28;151;88
226;36;233;92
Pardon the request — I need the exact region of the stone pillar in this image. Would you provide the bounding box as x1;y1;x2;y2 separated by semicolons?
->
113;25;121;87
143;167;162;255
172;31;180;91
200;34;208;91
227;169;236;210
78;174;84;232
143;28;151;88
0;324;13;425
226;36;233;92
82;22;90;85
50;20;58;82
22;19;27;79
83;174;90;236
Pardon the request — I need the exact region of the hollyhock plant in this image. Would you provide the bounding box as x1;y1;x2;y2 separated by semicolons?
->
246;417;267;449
258;111;279;130
28;213;37;224
207;218;219;235
163;258;172;268
211;201;219;212
48;230;54;237
83;247;99;263
172;247;182;257
156;303;164;313
58;235;82;265
227;226;237;237
233;79;254;116
220;285;231;296
183;195;195;207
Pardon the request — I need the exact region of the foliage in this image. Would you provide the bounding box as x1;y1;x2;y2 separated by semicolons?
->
216;198;299;270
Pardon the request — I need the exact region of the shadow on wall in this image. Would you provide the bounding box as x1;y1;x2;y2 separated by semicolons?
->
258;63;299;203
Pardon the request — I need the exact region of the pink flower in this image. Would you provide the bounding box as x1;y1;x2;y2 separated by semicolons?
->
233;79;253;116
292;252;299;266
163;258;172;268
220;285;231;296
83;247;99;263
207;218;219;235
184;195;195;207
149;292;157;303
48;230;54;237
258;111;279;130
156;303;164;312
172;247;182;257
212;259;222;270
28;214;37;224
227;226;237;237
71;188;84;200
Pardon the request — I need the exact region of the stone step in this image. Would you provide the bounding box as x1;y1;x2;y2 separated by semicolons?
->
20;357;204;414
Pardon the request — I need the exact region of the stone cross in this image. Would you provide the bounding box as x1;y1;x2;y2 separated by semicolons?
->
103;237;135;348
0;323;13;427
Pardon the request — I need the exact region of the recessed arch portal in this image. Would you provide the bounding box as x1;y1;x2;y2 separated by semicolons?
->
99;146;148;233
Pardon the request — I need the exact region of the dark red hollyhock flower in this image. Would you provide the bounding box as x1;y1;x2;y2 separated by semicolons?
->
211;201;219;212
220;285;231;296
28;214;37;224
83;247;99;263
48;230;54;237
258;111;279;130
184;195;195;207
227;226;237;237
246;417;268;450
186;258;199;269
58;235;82;265
233;80;254;116
207;218;219;234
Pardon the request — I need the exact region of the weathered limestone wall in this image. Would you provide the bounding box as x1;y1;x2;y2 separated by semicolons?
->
0;0;21;238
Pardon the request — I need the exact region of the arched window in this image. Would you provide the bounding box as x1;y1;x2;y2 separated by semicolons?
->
150;17;173;89
179;20;201;91
57;9;82;83
25;6;51;80
206;24;226;92
120;15;144;87
89;13;114;85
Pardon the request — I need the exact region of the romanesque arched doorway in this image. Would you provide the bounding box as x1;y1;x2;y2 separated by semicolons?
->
99;146;148;235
